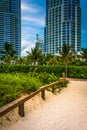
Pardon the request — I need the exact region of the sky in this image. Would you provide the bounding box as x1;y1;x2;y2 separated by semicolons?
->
81;0;87;48
21;0;87;56
21;0;46;56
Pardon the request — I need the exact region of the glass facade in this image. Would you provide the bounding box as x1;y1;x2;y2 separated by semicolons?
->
0;0;21;57
45;0;81;55
35;34;44;54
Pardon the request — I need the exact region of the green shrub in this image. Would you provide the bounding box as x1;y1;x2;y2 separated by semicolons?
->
0;65;87;79
0;72;59;107
36;72;58;85
23;77;42;93
35;66;65;77
67;66;87;79
0;73;42;107
0;65;65;77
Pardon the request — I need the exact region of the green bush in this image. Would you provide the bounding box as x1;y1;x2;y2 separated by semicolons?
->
0;72;59;107
34;66;65;77
0;73;42;107
0;65;87;79
0;65;65;77
37;72;58;85
67;66;87;79
28;72;59;85
0;64;32;73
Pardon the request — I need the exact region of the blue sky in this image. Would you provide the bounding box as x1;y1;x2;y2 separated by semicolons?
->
21;0;46;56
81;0;87;48
21;0;87;56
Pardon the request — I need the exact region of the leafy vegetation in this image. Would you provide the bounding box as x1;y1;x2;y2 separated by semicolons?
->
58;43;72;77
30;72;58;85
0;72;60;107
0;73;41;107
0;42;16;57
26;47;43;66
0;43;87;66
68;66;87;79
0;42;17;64
0;65;87;79
80;48;87;62
0;44;87;108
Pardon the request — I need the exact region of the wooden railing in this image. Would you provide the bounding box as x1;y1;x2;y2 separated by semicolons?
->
0;81;64;117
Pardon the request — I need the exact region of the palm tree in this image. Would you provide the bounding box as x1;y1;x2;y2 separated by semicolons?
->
59;43;72;77
26;47;42;66
44;53;54;65
1;42;16;57
48;58;57;66
80;48;87;62
0;42;16;63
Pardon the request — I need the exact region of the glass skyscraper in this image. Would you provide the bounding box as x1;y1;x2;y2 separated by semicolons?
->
0;0;21;57
45;0;81;55
35;34;44;55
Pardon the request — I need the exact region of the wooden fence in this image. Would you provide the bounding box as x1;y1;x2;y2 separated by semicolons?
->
0;81;64;117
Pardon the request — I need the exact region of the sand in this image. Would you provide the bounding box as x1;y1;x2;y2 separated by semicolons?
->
0;80;87;130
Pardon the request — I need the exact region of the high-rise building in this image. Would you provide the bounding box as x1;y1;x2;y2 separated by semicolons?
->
45;0;81;55
0;0;21;57
35;34;44;54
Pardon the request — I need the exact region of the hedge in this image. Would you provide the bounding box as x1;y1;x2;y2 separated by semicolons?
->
0;65;87;79
67;66;87;79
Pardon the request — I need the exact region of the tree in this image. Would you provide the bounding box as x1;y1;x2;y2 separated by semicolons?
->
0;42;16;63
26;47;43;66
59;43;72;77
47;58;57;66
80;48;87;62
1;42;16;57
44;53;53;65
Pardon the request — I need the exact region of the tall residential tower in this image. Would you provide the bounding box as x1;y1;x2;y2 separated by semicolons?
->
45;0;81;55
35;34;44;55
0;0;21;57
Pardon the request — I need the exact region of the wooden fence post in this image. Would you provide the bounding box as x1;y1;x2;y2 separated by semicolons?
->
52;86;55;93
62;72;65;78
41;90;45;100
18;103;24;117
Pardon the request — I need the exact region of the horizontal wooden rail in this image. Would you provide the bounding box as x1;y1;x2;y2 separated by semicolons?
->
0;81;64;117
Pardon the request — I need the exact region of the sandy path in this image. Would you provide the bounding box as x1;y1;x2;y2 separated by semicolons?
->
1;80;87;130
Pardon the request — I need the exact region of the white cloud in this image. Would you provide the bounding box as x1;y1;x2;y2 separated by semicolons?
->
22;16;45;27
21;3;38;13
21;40;35;57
